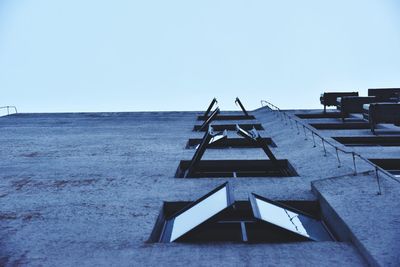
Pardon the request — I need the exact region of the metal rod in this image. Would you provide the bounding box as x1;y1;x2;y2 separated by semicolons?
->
203;98;217;117
321;138;327;156
312;132;316;147
375;167;382;195
303;125;308;140
352;152;357;175
185;126;214;177
235;97;249;117
240;222;248;242
199;108;220;131
335;148;341;168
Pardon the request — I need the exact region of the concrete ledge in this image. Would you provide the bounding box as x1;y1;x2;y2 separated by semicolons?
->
312;173;400;266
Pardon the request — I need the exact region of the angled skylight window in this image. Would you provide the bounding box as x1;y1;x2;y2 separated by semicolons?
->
149;186;335;243
160;182;234;242
249;193;332;241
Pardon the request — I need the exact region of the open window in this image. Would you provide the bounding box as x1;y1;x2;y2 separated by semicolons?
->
183;126;227;178
186;137;276;149
158;182;235;242
149;183;334;243
194;123;264;131
310;122;370;130
177;125;297;178
295;113;342;119
249;193;333;242
333;136;400;147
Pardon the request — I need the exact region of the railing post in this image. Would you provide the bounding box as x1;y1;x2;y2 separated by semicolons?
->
335;148;341;168
312;132;316;147
352;152;357;175
375;167;382;195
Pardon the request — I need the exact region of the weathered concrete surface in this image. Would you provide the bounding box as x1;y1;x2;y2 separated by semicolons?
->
275;108;400;266
0;109;378;266
312;173;400;266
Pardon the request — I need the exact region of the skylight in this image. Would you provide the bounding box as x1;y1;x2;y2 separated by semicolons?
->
152;183;334;243
249;193;332;241
160;183;234;242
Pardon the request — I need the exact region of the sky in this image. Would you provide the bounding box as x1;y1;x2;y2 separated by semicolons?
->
1;0;400;113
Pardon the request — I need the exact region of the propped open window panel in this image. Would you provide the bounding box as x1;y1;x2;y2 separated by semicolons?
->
178;125;297;178
149;183;335;243
249;193;333;242
159;182;235;242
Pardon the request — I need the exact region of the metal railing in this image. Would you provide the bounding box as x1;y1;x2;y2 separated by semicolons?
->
0;106;18;116
260;100;400;194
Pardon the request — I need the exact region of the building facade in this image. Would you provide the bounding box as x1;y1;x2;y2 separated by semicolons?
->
0;100;399;266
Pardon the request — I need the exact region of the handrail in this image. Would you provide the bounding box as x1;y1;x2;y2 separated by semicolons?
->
260;99;400;192
0;106;18;116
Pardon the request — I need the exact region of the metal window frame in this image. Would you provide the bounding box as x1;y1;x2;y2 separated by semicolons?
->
160;182;235;243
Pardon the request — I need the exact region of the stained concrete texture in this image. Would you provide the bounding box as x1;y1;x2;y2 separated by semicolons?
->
0;107;397;266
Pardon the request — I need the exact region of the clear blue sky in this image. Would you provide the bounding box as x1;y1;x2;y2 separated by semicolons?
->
1;0;400;112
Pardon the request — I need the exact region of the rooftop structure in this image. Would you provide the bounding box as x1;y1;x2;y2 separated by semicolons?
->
1;93;399;266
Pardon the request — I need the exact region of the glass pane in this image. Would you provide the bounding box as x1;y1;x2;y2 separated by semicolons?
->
170;186;228;242
209;134;225;144
255;198;310;238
